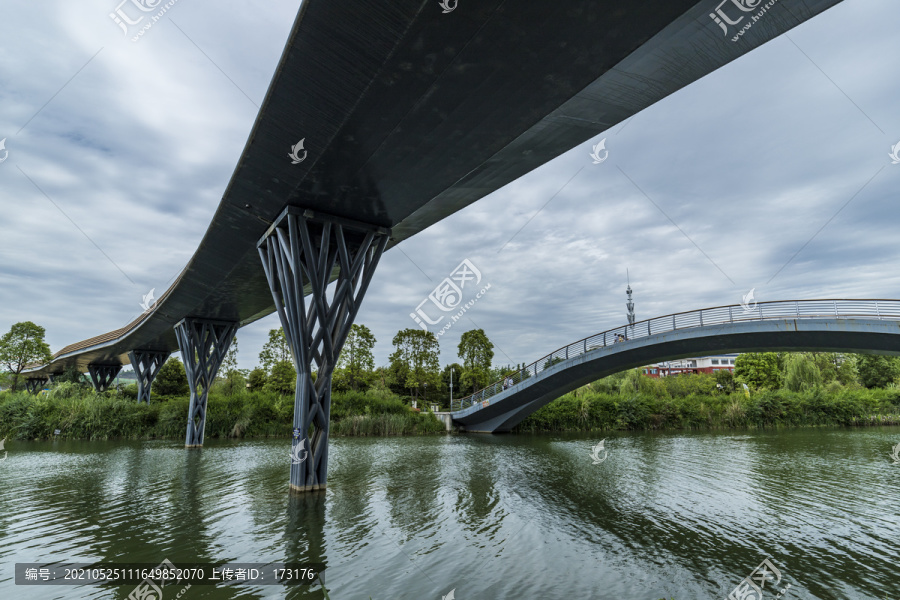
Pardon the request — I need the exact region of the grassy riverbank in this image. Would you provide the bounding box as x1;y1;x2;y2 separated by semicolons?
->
515;381;900;433
3;375;899;441
0;384;444;441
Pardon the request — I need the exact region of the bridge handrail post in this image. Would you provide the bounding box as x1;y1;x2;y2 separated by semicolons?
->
603;332;606;347
758;303;762;320
729;306;733;323
876;300;881;319
673;314;677;330
566;346;568;360
584;339;587;354
648;321;651;336
699;310;703;327
796;301;800;317
834;300;838;317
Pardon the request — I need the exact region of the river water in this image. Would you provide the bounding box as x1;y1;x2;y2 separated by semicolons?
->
1;427;898;599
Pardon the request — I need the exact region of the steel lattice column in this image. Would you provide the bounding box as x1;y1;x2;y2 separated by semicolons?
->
25;377;47;394
128;350;171;403
175;318;237;448
88;365;122;392
258;207;389;493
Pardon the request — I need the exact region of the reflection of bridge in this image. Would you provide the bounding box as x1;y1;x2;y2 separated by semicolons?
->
451;300;900;433
19;0;847;493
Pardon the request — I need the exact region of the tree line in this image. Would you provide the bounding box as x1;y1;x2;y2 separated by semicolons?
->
153;325;504;408
6;320;900;405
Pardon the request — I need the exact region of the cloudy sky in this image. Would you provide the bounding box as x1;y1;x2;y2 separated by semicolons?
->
1;0;899;375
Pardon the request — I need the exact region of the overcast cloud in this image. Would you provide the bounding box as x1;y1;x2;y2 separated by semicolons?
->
1;0;899;375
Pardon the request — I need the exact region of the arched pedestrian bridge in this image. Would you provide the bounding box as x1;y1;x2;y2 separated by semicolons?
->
450;300;900;433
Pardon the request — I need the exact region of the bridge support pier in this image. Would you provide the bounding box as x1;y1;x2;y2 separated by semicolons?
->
25;377;47;394
258;207;389;494
88;365;122;392
128;350;171;403
175;318;237;448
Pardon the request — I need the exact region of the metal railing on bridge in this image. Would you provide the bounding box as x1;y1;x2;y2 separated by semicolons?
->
449;299;900;413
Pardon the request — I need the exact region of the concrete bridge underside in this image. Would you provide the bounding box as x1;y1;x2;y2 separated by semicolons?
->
454;318;900;433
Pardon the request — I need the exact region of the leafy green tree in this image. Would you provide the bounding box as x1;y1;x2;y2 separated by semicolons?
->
220;336;240;377
458;329;494;394
266;360;297;395
389;328;440;401
440;363;464;406
619;368;668;398
248;367;267;391
834;354;858;386
259;328;291;373
734;352;781;390
0;321;53;391
715;368;735;392
58;364;87;385
784;353;822;392
856;354;899;388
337;324;376;391
153;357;189;397
216;370;247;396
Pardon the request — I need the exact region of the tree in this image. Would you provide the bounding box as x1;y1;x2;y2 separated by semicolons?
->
783;353;822;392
458;329;494;394
266;360;297;395
389;328;440;401
856;354;899;388
441;363;464;406
734;352;781;390
834;354;858;386
0;321;53;391
715;368;735;392
337;324;376;391
58;364;87;385
259;328;291;373
153;357;189;397
248;368;267;391
220;336;239;377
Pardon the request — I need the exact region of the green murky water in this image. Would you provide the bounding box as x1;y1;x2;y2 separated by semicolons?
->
1;427;898;599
